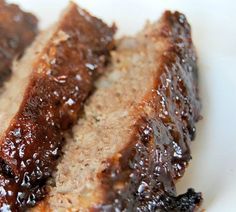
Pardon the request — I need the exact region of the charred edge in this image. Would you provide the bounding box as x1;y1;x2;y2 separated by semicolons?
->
92;11;201;211
0;3;115;211
0;159;14;178
158;188;202;211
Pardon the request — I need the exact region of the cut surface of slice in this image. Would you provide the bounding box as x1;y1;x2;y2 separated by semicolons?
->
0;0;38;84
0;2;114;211
35;11;202;211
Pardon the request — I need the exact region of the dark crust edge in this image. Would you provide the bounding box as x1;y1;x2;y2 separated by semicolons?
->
0;0;38;85
93;11;202;212
0;3;115;211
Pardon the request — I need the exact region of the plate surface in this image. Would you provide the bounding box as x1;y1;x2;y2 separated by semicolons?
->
8;0;236;211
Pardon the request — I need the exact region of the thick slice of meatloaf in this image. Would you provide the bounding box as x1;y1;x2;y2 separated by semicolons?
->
34;11;202;212
0;2;114;211
0;0;38;84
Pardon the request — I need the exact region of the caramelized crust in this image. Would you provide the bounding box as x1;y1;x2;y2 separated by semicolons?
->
93;11;202;211
0;0;38;84
0;3;114;211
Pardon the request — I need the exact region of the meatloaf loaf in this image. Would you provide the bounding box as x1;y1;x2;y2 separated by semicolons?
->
34;11;202;212
0;2;114;211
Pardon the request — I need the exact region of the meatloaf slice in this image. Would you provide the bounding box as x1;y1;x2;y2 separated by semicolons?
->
0;0;38;84
0;2;114;211
34;11;202;212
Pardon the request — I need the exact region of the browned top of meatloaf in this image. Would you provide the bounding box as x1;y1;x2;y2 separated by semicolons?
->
33;11;201;212
0;0;38;84
0;2;115;211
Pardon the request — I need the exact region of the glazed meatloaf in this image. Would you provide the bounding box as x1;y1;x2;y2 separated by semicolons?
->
34;11;202;211
0;0;38;84
0;2;114;211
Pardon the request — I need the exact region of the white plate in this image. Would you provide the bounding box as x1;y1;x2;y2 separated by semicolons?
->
8;0;236;211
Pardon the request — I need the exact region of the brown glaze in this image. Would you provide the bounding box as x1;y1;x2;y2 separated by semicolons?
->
93;11;202;211
0;0;38;84
0;3;115;211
